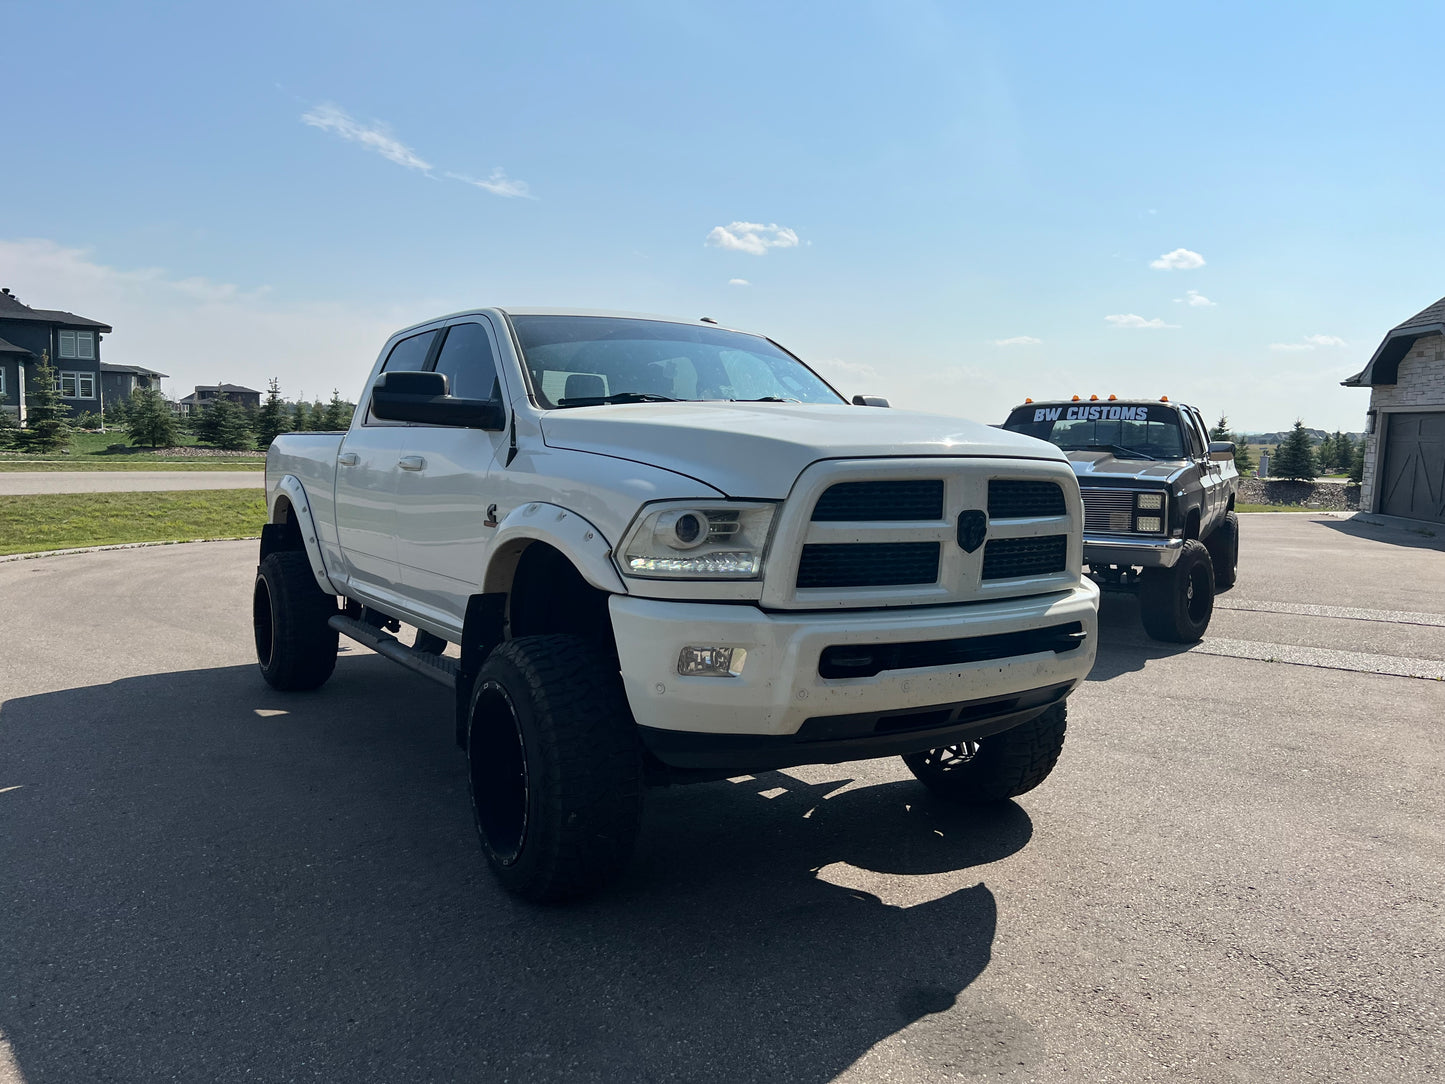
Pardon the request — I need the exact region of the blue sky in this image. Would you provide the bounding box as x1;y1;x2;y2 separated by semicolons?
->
3;0;1443;430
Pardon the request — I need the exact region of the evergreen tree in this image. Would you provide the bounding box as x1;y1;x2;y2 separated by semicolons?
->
1272;420;1318;481
1316;432;1335;472
22;350;74;452
0;392;19;448
1349;439;1365;484
291;400;312;431
207;397;254;450
321;388;353;430
103;393;131;427
253;378;290;449
1210;414;1254;475
1335;432;1354;474
189;403;218;445
127;385;180;448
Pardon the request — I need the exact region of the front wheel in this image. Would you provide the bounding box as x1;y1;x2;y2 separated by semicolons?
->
1139;538;1214;642
902;702;1068;804
467;635;643;903
253;551;338;690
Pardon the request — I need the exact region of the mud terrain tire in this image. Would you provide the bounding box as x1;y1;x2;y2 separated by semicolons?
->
902;702;1068;804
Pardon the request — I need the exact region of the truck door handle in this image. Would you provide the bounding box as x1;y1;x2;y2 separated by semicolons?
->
337;452;360;466
398;456;427;471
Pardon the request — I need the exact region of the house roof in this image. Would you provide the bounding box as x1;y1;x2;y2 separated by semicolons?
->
101;362;169;378
177;384;261;404
1343;294;1445;387
0;335;34;356
0;288;113;332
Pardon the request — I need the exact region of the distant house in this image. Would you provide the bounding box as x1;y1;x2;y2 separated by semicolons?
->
175;383;262;415
101;363;168;404
1343;295;1445;524
0;286;112;424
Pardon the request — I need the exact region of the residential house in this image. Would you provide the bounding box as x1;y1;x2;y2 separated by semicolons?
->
0;286;112;423
101;363;168;405
1343;294;1445;524
175;383;262;415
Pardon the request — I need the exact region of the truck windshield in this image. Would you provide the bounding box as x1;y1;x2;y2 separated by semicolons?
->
508;315;846;408
1003;403;1186;459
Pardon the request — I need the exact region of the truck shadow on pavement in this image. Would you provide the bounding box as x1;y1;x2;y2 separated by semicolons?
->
0;654;1033;1084
1086;591;1196;679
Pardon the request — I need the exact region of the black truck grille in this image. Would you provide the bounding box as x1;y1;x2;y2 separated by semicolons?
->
818;621;1087;678
810;480;945;521
796;542;941;588
988;479;1066;519
981;536;1068;580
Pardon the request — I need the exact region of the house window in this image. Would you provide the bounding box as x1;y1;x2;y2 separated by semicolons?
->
58;330;95;360
54;371;96;399
0;369;6;396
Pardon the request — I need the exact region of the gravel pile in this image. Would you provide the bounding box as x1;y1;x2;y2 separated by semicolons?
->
152;447;266;459
1238;478;1359;510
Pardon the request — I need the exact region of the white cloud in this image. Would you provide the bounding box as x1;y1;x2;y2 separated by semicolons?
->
1105;313;1178;329
994;336;1042;346
0;238;411;401
1174;289;1216;307
445;168;535;200
1150;248;1205;270
728;278;750;287
301;103;431;172
705;222;800;256
1269;342;1313;351
1304;334;1346;347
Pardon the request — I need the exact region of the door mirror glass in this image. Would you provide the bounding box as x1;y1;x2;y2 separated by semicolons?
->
1207;441;1236;462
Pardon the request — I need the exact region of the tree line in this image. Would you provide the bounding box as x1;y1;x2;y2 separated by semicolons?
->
1213;414;1365;483
0;353;353;453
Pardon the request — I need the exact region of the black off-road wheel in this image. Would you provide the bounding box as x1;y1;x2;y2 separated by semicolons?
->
253;551;339;691
902;702;1068;804
467;634;643;903
1204;511;1239;590
1139;537;1215;642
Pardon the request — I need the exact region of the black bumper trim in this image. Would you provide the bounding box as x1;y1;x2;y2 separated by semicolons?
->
639;681;1075;780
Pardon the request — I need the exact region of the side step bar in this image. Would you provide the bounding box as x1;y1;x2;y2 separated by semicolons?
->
329;614;459;690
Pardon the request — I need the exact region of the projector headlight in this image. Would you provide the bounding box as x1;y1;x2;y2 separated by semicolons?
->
620;501;777;579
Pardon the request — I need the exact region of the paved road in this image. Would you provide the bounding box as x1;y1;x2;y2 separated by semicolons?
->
0;470;263;495
1;516;1441;1083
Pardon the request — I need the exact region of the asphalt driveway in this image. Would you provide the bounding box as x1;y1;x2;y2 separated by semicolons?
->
1;515;1441;1083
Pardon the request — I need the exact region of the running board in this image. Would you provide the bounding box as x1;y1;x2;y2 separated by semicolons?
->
329;614;459;690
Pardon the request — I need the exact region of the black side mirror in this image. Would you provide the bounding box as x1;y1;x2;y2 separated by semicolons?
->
1207;440;1236;462
371;370;505;430
852;394;890;408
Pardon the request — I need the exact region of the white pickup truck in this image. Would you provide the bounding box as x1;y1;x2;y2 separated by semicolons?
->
256;309;1100;901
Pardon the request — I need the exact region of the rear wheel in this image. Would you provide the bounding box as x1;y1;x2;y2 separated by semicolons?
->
253;551;338;690
467;635;643;903
902;703;1068;804
1139;538;1214;642
1204;511;1239;590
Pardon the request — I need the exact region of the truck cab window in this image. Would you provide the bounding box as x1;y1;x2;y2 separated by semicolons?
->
432;322;501;401
382;330;437;373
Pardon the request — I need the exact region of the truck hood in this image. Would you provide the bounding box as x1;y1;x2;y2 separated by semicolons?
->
539;402;1064;498
1066;449;1189;483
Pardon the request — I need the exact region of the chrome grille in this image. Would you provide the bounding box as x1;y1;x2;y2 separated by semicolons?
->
1080;488;1137;533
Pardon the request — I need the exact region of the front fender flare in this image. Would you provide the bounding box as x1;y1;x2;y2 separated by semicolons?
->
482;502;626;596
269;475;341;596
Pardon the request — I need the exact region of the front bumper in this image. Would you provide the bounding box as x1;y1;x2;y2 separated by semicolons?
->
609;581;1099;769
1083;534;1184;569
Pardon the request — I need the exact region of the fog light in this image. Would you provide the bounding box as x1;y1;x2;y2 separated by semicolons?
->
1135;515;1163;533
677;646;747;677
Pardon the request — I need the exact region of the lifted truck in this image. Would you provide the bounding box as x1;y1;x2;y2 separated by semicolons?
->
1001;398;1239;642
254;309;1100;901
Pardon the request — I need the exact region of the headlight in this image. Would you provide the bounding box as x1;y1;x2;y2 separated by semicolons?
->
619;501;777;579
1135;492;1164;510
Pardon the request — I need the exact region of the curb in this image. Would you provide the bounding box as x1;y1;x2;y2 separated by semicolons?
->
0;536;260;563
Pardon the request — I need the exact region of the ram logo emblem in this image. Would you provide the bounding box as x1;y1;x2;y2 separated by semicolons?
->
957;510;988;553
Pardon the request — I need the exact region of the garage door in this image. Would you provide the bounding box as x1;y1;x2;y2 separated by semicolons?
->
1379;411;1445;524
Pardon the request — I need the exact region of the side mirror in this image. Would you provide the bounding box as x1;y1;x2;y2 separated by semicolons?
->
370;370;505;430
1207;441;1236;462
852;394;890;408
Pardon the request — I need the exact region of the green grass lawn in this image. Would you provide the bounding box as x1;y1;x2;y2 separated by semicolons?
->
0;428;266;470
0;490;265;555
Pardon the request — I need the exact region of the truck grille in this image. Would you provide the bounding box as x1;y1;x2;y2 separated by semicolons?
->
981;536;1068;580
811;480;944;521
1079;488;1137;532
988;480;1066;519
796;542;940;588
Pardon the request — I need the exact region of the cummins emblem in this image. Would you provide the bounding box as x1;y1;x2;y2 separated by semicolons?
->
957;510;988;553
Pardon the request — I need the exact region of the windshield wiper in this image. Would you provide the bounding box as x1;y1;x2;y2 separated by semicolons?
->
1083;442;1157;460
555;392;682;407
729;396;799;403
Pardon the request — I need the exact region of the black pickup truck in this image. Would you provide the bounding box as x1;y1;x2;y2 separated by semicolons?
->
1002;398;1239;642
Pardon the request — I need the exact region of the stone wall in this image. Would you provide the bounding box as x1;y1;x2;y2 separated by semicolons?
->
1359;331;1445;510
1237;479;1359;510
